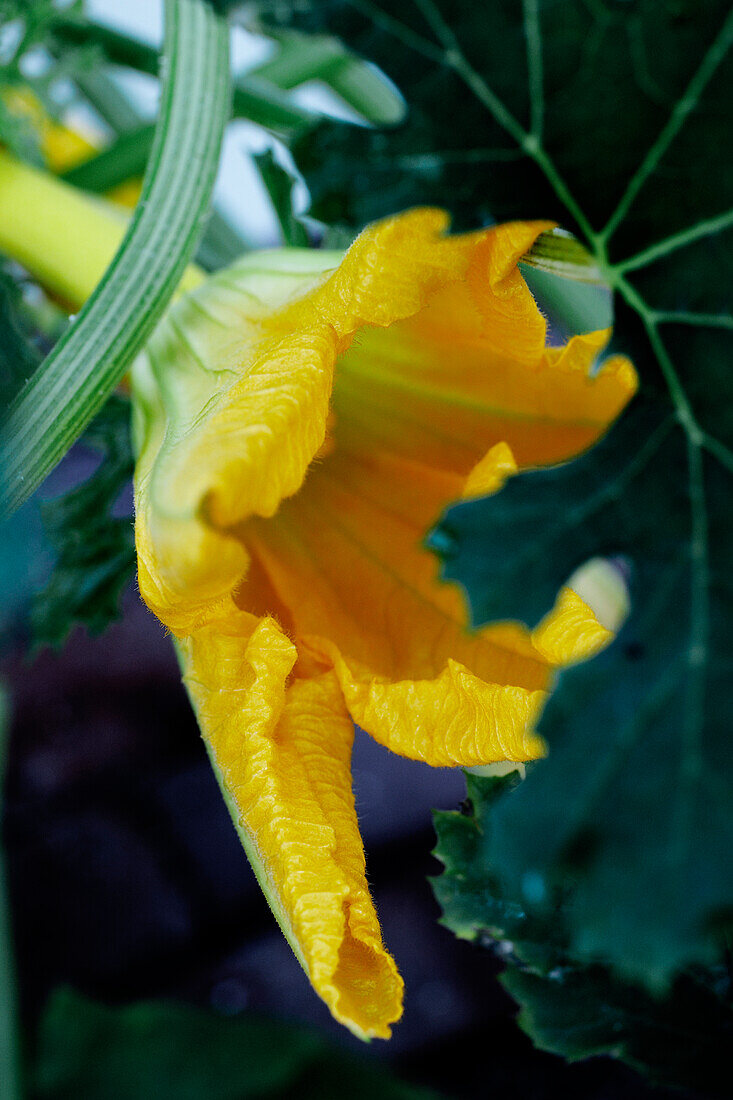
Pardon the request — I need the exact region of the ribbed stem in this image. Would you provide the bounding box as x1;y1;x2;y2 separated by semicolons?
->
0;0;230;516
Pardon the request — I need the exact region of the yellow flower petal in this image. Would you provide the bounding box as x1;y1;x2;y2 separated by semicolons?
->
181;612;403;1040
532;588;614;666
315;641;546;765
133;249;343;632
463;442;518;499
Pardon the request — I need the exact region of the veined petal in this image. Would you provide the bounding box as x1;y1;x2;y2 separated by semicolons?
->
242;445;607;768
463;442;518;499
335;309;635;472
180;611;403;1040
133;250;343;631
313;641;546;765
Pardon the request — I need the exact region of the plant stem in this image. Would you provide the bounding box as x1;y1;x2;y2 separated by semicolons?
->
0;0;229;516
0;152;134;308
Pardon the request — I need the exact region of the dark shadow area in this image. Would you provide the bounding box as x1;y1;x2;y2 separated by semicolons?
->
1;586;693;1098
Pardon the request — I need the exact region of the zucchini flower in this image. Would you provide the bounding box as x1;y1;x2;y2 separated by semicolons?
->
132;208;636;1039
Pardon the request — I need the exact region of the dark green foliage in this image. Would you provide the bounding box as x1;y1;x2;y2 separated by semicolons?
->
432;772;567;972
432;774;733;1095
31;397;135;649
431;367;733;984
501;965;733;1098
256;1;732;249
31;988;440;1100
256;0;733;989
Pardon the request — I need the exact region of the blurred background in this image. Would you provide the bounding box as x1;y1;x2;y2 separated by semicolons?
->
0;1;707;1097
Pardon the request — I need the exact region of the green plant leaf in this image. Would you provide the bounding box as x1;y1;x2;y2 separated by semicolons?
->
432;773;733;1095
31;396;135;649
501;965;733;1098
253;149;309;246
431;772;566;972
32;988;440;1100
0;0;230;516
258;0;733;987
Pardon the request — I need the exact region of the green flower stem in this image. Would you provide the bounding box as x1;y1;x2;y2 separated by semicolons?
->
0;0;230;517
0;154;162;308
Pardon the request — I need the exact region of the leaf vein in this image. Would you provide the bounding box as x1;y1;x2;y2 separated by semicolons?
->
522;0;544;140
615;209;733;274
600;7;733;243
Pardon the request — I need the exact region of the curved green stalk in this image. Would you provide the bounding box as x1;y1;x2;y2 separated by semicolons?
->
0;0;230;516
